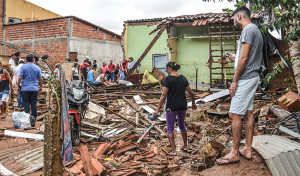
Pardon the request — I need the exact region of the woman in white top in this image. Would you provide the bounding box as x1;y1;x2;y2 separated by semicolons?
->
71;63;79;80
12;59;19;89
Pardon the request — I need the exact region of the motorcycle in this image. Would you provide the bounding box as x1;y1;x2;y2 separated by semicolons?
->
67;80;90;146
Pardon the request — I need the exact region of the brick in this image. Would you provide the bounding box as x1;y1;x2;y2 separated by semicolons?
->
94;143;109;158
277;91;300;112
80;145;93;176
90;156;106;175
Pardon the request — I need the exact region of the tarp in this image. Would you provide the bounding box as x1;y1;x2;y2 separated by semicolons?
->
141;70;159;84
59;65;73;166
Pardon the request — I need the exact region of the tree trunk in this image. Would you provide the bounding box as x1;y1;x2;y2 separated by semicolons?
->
290;39;300;96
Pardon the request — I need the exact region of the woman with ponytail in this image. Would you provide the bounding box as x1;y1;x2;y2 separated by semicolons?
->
154;61;197;155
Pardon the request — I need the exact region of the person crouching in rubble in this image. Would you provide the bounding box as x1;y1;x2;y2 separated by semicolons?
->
216;6;263;165
95;71;110;87
154;62;196;155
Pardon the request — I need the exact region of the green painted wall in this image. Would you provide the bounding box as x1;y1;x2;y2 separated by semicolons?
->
126;25;168;73
176;26;235;84
125;24;235;84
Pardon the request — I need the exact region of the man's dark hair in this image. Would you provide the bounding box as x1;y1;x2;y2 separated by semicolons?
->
26;54;34;62
34;54;39;62
233;6;251;18
129;57;133;61
11;54;15;57
105;71;110;75
93;60;97;62
15;52;20;57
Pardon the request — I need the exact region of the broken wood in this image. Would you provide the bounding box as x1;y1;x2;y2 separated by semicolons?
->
141;115;165;135
80;145;94;176
94;143;110;159
91;100;143;128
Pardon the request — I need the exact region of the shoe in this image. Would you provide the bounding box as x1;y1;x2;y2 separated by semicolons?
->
30;116;36;127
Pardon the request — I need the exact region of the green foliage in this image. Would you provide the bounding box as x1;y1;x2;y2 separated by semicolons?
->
283;76;295;87
263;61;285;85
234;1;246;7
222;8;234;13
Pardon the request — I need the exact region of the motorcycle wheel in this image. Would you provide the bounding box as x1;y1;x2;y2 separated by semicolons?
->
70;114;81;146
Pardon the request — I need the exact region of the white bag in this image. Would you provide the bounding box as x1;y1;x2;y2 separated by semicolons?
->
12;112;31;129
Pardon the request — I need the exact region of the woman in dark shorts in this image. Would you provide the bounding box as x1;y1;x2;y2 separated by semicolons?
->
154;62;197;155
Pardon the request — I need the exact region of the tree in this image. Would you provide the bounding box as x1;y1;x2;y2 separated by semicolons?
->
204;0;300;95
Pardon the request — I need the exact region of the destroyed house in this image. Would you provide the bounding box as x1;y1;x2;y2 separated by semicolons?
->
0;0;123;68
123;12;292;89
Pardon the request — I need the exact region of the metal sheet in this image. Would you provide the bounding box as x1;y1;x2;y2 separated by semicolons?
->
0;144;43;175
252;135;300;176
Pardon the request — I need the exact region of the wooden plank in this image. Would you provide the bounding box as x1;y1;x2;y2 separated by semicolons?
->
125;25;166;79
91;100;144;128
80;145;94;176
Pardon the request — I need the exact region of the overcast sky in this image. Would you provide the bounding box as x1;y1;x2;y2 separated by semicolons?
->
27;0;235;35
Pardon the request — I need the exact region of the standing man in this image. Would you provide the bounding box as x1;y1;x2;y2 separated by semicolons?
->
128;57;139;73
122;58;128;75
85;56;92;65
216;6;263;165
101;62;108;74
0;61;13;118
93;60;97;69
108;60;115;81
81;62;89;81
17;54;43;127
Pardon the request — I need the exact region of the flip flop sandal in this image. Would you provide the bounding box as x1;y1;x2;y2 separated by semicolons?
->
216;157;240;165
239;151;252;160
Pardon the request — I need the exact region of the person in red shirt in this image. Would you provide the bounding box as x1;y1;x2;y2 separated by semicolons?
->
122;58;128;75
100;62;108;74
107;60;116;81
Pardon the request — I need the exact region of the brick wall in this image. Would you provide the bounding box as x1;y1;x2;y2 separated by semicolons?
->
3;18;69;67
268;38;293;89
72;19;121;42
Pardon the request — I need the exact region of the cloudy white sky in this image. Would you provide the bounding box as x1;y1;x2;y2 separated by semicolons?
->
27;0;235;35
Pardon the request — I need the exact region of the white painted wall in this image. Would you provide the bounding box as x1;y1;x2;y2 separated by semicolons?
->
69;37;123;68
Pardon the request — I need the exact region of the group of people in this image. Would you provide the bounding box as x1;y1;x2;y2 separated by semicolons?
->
154;6;263;166
2;52;42;127
71;56;139;86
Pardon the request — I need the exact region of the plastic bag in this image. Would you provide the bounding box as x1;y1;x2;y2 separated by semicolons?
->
12;112;31;129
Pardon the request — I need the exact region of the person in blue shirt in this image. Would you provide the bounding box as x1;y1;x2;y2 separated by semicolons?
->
87;65;96;85
17;54;43;127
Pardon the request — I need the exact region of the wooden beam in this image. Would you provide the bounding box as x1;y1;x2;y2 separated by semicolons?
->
125;25;166;79
80;145;94;176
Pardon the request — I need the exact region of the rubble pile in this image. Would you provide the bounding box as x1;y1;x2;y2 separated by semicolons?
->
64;83;299;175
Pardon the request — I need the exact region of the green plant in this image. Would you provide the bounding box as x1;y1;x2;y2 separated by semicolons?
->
264;61;285;85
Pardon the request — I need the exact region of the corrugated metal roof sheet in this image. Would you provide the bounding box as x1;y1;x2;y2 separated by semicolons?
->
0;142;43;175
252;135;300;176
